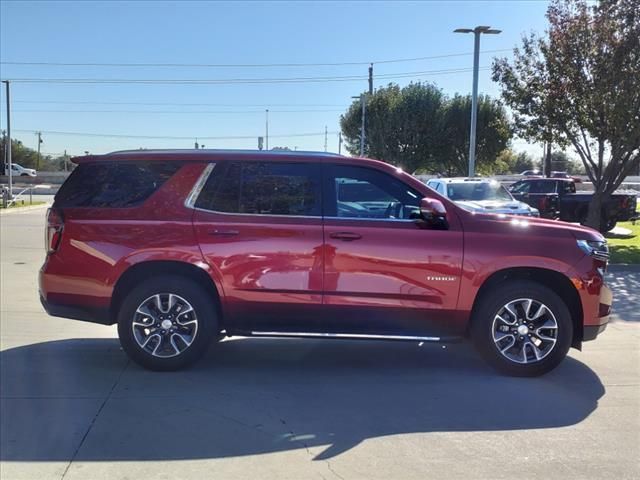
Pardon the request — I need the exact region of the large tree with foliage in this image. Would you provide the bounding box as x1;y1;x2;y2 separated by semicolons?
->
493;0;640;229
439;94;512;176
340;83;512;175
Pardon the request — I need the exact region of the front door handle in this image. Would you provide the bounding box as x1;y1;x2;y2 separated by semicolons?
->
208;229;239;236
329;231;362;241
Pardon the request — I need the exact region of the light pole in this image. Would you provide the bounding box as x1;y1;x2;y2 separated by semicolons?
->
454;25;501;177
2;80;12;199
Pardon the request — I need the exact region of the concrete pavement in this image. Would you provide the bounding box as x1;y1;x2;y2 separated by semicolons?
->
1;209;639;480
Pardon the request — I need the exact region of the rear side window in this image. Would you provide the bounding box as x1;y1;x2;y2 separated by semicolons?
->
529;181;556;194
196;161;321;216
55;162;181;208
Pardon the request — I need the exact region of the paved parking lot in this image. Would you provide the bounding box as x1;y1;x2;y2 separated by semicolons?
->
1;207;639;480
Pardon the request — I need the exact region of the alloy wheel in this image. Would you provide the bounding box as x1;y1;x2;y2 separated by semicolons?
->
491;298;558;364
132;293;198;358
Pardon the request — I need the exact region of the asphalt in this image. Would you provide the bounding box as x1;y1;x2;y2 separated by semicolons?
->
1;207;639;480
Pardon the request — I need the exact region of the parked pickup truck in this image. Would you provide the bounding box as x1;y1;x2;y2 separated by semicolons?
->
508;178;637;231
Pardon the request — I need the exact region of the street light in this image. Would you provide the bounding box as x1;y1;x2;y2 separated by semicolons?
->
454;25;501;177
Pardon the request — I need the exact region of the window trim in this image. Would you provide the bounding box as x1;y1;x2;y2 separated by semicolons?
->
192;160;323;218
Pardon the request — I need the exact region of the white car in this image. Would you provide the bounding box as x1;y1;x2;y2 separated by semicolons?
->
426;177;540;217
4;163;37;177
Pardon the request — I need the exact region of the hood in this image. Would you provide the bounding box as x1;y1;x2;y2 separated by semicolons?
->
455;199;535;214
464;209;605;242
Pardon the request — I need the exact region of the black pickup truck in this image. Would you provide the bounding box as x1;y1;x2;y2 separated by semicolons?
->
508;178;637;232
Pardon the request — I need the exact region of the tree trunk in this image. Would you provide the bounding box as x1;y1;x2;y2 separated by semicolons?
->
584;189;605;231
544;143;552;177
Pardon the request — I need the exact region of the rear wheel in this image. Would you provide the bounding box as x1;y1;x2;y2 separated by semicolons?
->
117;275;218;371
471;280;573;377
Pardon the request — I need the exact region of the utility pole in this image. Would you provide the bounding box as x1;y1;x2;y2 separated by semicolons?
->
63;149;68;172
35;131;42;170
368;63;373;95
338;132;342;155
454;26;501;176
3;80;12;199
265;109;269;150
324;126;328;152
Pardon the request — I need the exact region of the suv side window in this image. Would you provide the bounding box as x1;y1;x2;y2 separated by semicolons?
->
529;180;556;194
509;181;530;194
325;164;421;219
55;161;181;208
196;161;321;216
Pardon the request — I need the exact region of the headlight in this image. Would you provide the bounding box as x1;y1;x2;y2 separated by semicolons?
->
577;239;609;262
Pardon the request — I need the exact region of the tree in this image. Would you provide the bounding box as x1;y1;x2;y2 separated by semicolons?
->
341;83;446;173
493;0;640;229
340;83;512;175
439;94;512;176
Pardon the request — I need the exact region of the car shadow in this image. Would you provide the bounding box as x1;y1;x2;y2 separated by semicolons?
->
0;337;605;462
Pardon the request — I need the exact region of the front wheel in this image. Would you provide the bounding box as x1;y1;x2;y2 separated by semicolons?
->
471;280;573;377
117;275;218;371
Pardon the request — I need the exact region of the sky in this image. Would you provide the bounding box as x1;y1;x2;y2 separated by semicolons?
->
1;0;550;158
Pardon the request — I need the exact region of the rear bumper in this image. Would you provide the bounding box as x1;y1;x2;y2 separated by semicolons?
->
40;295;113;325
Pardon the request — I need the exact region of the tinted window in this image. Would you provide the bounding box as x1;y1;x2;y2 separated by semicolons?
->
326;165;421;219
55;162;180;208
529;181;556;194
509;181;531;194
196;161;321;216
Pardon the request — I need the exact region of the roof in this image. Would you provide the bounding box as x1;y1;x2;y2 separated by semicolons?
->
428;177;501;184
71;148;346;164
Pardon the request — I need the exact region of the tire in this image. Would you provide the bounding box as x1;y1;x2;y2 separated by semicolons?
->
471;280;573;377
117;274;218;371
600;217;617;233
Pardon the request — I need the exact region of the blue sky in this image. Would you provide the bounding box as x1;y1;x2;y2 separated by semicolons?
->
1;0;550;157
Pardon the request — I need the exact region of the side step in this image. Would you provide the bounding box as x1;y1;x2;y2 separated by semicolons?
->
247;331;449;342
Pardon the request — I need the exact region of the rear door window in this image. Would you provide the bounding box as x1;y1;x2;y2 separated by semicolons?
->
55;162;181;208
195;161;321;217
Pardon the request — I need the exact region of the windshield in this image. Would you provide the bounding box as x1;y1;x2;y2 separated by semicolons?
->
446;182;513;201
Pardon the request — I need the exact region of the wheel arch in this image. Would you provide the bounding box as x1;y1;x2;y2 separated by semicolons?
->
110;260;224;327
469;267;583;348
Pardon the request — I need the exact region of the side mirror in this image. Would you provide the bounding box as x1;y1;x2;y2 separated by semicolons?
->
420;197;447;224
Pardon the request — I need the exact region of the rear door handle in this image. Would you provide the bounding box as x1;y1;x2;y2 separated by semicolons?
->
329;231;362;241
208;229;239;236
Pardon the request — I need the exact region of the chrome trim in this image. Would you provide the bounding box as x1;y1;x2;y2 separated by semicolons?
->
249;331;441;341
191;206;322;219
184;163;215;209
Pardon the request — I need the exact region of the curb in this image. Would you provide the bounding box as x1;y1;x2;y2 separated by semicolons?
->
0;203;50;216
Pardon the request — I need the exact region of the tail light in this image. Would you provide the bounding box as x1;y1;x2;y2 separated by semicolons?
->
538;196;548;211
620;197;629;209
46;208;64;253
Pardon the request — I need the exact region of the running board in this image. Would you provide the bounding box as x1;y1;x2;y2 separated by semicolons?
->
248;331;443;342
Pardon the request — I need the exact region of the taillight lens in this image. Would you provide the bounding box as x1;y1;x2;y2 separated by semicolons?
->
46;208;64;253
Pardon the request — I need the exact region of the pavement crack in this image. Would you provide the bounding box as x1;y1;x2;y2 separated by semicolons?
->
325;460;345;480
59;359;130;480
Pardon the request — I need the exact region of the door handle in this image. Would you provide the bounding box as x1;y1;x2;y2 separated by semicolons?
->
208;229;239;236
329;231;362;241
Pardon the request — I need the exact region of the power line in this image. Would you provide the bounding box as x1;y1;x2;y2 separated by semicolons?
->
1;66;490;85
0;50;510;68
13;128;338;140
12;109;344;114
12;100;349;107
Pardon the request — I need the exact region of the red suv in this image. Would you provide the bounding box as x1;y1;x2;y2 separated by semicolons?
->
40;150;612;376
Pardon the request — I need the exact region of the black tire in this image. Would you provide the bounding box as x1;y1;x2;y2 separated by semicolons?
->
117;275;218;371
471;280;573;377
